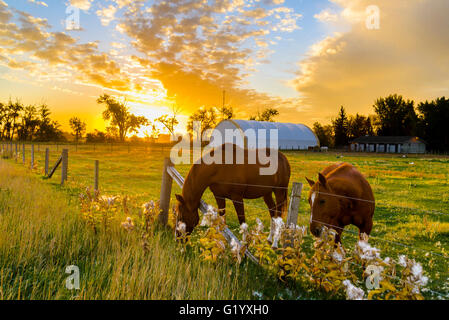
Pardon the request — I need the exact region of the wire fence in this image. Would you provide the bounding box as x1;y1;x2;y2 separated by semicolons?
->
3;141;448;297
170;178;449;262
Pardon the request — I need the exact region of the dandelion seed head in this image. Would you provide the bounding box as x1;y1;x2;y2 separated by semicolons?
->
342;280;365;300
255;218;264;233
398;255;407;267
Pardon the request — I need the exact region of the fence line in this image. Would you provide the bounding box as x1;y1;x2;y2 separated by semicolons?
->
166;174;448;258
205;182;449;218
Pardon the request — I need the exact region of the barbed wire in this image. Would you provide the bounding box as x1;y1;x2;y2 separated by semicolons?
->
204;181;449;217
172;180;449;258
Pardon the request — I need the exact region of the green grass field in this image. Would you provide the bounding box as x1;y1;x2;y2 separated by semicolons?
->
1;143;448;299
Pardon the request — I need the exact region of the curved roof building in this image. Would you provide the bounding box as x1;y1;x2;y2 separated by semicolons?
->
209;120;319;150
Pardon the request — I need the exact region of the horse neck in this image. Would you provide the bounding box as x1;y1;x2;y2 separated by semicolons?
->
182;163;212;211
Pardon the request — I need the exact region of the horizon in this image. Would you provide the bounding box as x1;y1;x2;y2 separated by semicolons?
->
1;0;449;136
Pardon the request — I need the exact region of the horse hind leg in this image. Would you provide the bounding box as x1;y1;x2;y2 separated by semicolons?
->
263;193;276;218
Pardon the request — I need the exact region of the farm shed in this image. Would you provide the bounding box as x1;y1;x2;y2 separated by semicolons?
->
209;120;320;150
350;136;426;154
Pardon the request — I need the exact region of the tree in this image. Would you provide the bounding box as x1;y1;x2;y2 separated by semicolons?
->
35;104;64;142
187;107;217;138
1;99;14;140
97;94;149;142
69;117;86;143
373;94;418;136
219;105;234;120
17;105;39;141
417;97;449;152
0;102;6;140
8;99;23;140
348;114;374;140
313;122;334;147
250;108;279;122
86;130;107;143
332;106;350;147
156;104;180;138
143;122;160;142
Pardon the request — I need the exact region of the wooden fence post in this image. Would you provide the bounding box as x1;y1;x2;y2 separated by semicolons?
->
61;149;68;185
22;144;25;165
30;144;34;169
159;157;173;225
15;143;18;162
45;148;49;176
94;160;99;191
286;182;303;227
284;182;303;248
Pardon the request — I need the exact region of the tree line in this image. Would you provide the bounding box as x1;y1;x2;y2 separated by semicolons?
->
0;99;64;142
313;94;449;152
0;91;280;144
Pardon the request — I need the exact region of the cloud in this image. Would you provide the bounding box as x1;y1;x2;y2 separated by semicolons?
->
0;4;134;94
291;0;449;124
69;0;92;11
314;9;338;22
96;4;117;26
117;0;303;115
1;0;306;125
27;0;48;7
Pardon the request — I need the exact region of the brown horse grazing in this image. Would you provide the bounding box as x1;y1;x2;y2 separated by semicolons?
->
175;143;291;235
306;162;375;243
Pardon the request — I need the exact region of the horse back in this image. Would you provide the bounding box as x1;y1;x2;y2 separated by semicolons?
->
325;162;375;203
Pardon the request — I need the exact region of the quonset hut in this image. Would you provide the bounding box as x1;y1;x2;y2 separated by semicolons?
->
208;120;319;150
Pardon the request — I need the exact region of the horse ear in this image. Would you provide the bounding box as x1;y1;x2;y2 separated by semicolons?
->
306;177;315;187
318;173;328;187
175;194;185;204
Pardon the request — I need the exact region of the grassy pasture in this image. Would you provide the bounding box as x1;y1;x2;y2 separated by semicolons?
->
1;143;449;299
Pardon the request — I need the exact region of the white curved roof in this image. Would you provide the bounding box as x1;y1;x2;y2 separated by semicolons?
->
209;120;320;150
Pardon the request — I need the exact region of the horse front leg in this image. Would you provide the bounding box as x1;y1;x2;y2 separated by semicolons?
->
231;196;245;224
274;188;288;218
264;193;276;244
214;194;226;221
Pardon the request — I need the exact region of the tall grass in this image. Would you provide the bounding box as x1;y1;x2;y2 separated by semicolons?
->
0;160;285;300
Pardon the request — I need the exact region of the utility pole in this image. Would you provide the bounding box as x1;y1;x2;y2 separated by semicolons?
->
223;90;226;109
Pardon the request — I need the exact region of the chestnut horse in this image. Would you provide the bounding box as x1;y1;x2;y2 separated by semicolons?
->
175;144;291;234
306;162;375;242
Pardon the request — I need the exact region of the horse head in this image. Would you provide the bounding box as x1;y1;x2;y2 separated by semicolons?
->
175;194;200;236
306;173;347;238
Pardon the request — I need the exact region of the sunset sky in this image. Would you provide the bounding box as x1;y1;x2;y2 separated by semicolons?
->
1;0;448;136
